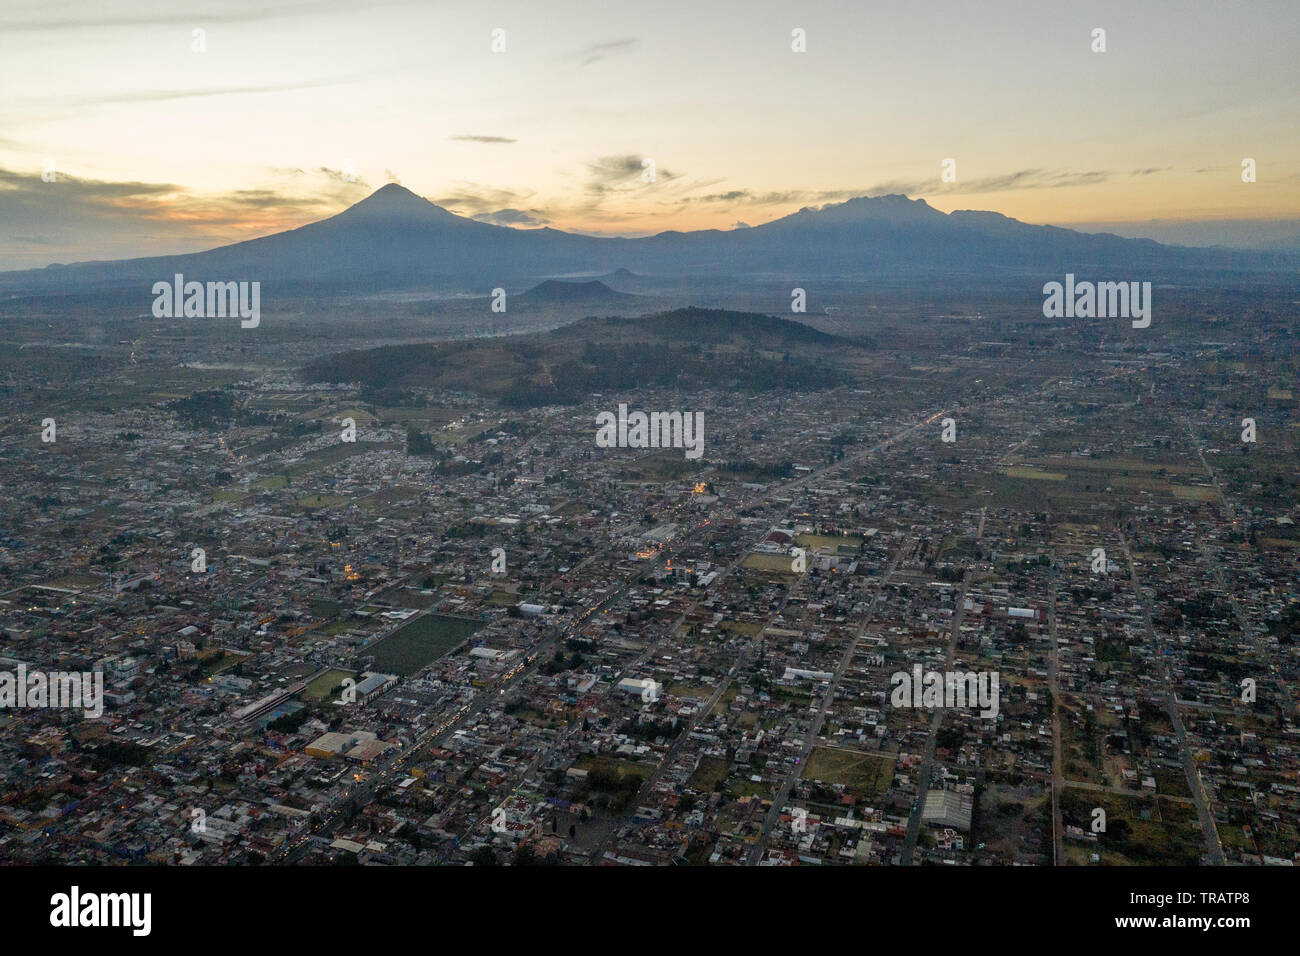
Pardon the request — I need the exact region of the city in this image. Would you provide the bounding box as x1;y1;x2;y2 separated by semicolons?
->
1;287;1295;870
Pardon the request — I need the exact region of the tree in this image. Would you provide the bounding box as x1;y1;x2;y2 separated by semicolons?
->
470;845;499;866
512;843;537;866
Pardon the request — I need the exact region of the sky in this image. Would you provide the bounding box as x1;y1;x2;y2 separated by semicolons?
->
2;0;1298;269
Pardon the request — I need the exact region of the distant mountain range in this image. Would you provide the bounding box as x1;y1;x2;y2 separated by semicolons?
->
514;278;642;308
2;183;1292;294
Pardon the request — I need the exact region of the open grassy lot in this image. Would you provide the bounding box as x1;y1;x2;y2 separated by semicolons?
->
373;405;463;427
1067;457;1199;476
573;755;653;782
1171;485;1219;501
980;452;1224;510
297;493;351;509
364;613;484;675
802;746;896;800
197;651;249;678
1059;696;1103;783
308;599;342;620
794;533;864;552
1259;537;1300;550
371;585;439;610
741;552;797;573
687;756;730;792
42;573;102;590
307;405;376;423
708;684;741;714
305;668;356;701
1059;788;1202;865
723;774;771;800
617;449;706;482
284;441;395;476
1000;466;1067;481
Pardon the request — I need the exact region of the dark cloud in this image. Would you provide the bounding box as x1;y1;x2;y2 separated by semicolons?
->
587;154;648;190
434;185;532;216
317;166;369;188
883;168;1111;195
0;166;179;201
0;167;364;221
668;169;1118;217
585;154;679;196
450;135;517;144
472;208;550;227
686;170;1110;204
574;38;638;66
0;166;364;269
678;188;866;207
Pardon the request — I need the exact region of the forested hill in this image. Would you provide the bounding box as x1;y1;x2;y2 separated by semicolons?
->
303;307;859;407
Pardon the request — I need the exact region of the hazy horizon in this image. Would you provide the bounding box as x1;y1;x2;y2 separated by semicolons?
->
2;0;1298;269
12;182;1298;274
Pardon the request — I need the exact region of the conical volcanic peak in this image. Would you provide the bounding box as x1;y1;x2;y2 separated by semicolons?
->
333;183;464;225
